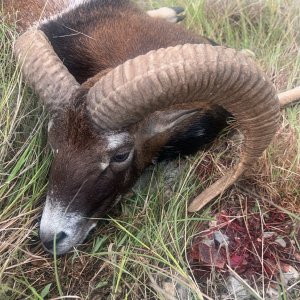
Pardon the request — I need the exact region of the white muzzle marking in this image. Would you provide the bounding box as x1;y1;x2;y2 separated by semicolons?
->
40;196;96;254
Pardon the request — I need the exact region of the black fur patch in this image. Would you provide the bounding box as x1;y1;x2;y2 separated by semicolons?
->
157;107;230;161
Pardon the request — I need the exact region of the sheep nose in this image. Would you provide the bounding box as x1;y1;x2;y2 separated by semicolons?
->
41;231;68;252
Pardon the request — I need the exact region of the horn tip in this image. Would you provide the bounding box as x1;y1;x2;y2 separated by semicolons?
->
188;192;217;212
188;169;243;212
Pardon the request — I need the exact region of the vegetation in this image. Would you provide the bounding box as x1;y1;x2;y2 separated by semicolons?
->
0;0;299;299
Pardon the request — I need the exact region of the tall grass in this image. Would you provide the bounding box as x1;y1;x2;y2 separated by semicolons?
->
0;1;299;299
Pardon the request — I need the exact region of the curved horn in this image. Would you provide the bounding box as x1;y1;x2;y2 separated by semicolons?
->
86;44;280;211
278;86;300;107
14;29;80;110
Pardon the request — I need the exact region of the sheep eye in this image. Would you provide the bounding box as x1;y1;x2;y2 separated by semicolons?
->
112;152;130;163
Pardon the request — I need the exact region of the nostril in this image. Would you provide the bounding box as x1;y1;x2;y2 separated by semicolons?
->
56;231;68;243
42;231;68;251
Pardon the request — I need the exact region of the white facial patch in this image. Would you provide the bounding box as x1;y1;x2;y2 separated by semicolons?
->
99;161;109;171
147;7;179;23
106;132;129;150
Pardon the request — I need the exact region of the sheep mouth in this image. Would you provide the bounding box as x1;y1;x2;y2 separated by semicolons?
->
39;198;99;255
41;219;97;256
40;194;119;255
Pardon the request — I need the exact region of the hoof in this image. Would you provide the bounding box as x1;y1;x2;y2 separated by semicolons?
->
147;7;186;23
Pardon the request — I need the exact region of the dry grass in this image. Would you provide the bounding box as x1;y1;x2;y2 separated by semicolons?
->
0;0;299;299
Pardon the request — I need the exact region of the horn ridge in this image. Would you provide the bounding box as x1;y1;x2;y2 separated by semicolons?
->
14;29;80;110
86;44;280;210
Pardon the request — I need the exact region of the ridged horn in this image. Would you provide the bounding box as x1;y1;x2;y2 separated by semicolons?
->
14;29;80;110
86;44;280;211
278;86;300;107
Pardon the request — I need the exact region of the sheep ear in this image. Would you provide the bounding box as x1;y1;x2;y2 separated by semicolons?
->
137;108;199;139
135;108;204;166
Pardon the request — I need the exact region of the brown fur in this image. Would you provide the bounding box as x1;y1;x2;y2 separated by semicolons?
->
39;0;214;84
3;0;68;32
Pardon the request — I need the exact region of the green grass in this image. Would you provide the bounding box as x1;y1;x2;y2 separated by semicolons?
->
1;0;300;299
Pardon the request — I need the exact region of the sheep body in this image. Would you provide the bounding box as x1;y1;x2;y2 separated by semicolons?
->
11;0;229;254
